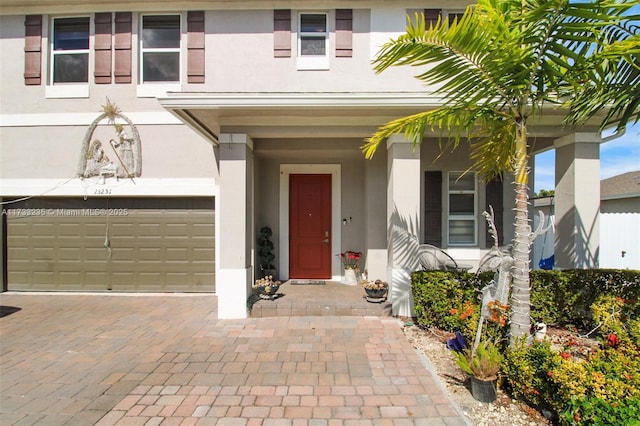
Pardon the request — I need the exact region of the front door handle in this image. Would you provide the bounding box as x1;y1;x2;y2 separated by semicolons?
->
321;238;330;244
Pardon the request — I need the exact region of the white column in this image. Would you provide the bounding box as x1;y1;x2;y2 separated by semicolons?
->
386;135;421;317
554;132;601;269
217;133;254;319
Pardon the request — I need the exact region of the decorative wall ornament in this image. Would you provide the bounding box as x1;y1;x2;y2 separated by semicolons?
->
78;98;142;182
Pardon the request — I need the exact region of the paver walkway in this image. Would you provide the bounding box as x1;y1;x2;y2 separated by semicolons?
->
0;293;469;425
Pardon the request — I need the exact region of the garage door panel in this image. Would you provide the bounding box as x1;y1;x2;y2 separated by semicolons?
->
166;248;189;261
85;248;111;261
193;248;215;261
7;197;215;292
59;248;82;260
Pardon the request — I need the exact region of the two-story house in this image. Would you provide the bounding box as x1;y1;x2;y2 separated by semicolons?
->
0;0;606;318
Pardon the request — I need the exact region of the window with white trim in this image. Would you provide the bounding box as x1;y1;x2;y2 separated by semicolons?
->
297;12;328;70
51;17;90;83
140;15;181;82
448;172;477;245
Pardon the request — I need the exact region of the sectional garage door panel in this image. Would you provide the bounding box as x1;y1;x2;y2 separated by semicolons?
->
6;198;215;292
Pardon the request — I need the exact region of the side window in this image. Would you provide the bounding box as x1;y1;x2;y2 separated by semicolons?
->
448;172;477;246
51;17;90;83
298;12;328;70
140;15;180;83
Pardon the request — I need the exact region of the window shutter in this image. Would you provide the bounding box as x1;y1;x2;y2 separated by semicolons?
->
273;9;291;58
424;171;443;246
94;13;112;84
24;15;42;85
424;9;442;28
114;12;132;84
485;177;504;246
335;9;352;57
187;11;205;84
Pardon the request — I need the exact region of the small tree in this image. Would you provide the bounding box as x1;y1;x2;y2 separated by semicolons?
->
257;226;276;276
363;0;639;342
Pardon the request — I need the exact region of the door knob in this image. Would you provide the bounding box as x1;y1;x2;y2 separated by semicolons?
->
321;238;330;244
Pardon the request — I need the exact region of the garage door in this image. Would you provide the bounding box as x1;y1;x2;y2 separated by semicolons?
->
5;198;215;292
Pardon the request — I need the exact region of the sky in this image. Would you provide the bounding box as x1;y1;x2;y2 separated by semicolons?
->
534;122;640;191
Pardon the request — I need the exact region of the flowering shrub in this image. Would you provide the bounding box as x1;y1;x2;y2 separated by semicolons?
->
411;271;479;334
338;250;362;269
502;295;640;424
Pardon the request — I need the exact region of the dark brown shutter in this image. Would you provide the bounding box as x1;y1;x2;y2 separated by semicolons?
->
24;15;42;85
424;9;442;28
485;177;504;246
335;9;352;57
94;13;112;84
273;9;291;58
187;11;205;84
424;171;443;246
114;12;132;84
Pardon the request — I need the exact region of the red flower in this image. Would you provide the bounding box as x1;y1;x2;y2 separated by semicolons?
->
547;371;554;377
607;333;619;348
450;308;458;315
560;352;572;360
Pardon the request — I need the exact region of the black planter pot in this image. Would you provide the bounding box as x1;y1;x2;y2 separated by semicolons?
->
365;288;388;298
470;376;497;403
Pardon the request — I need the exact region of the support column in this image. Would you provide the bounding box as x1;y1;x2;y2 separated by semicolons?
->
554;132;601;269
217;133;254;319
386;136;421;317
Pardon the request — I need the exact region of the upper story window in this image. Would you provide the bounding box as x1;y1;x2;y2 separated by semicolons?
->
51;17;90;83
298;12;329;70
299;13;327;56
140;15;181;82
448;172;477;246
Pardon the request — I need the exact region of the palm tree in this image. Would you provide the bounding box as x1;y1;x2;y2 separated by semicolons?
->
363;0;639;341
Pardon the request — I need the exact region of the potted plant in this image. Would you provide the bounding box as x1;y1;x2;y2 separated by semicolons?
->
257;226;277;279
252;275;282;300
338;250;362;285
361;278;388;302
449;333;502;403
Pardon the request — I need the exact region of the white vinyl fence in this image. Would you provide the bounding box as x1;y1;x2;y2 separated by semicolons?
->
533;212;640;270
599;212;640;270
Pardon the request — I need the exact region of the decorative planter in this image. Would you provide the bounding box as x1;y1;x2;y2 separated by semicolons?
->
342;268;358;286
470;376;498;403
364;288;388;300
254;284;281;300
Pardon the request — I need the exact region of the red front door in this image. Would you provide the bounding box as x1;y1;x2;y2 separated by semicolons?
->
289;174;332;279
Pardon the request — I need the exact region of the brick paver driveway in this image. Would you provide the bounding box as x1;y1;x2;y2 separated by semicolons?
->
0;293;469;425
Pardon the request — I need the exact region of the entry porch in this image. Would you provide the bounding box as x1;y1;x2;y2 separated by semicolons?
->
249;280;393;318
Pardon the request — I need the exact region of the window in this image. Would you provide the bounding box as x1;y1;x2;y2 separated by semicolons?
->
298;13;329;70
448;172;477;245
141;15;180;82
299;13;327;56
51;17;89;83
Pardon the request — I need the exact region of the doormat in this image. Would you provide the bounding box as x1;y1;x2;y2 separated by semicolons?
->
290;280;326;285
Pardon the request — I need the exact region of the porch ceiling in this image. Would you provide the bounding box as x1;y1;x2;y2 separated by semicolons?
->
158;92;603;146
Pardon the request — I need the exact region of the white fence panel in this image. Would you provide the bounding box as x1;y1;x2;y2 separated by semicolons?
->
600;213;640;270
532;214;555;270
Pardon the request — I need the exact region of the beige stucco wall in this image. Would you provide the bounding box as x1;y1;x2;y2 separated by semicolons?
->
0;125;216;180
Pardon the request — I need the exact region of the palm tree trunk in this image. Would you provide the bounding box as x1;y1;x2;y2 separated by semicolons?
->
510;121;531;343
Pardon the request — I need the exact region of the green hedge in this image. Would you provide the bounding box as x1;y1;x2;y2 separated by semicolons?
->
411;269;640;331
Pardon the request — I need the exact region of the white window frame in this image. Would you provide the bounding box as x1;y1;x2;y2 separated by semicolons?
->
138;13;182;95
46;15;91;98
297;12;329;70
447;171;478;246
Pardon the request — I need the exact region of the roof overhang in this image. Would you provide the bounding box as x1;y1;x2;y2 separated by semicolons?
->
157;91;604;147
